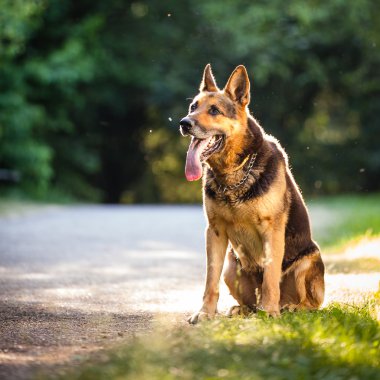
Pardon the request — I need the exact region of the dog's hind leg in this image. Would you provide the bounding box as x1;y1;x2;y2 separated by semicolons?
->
224;249;262;316
304;252;325;309
282;251;325;311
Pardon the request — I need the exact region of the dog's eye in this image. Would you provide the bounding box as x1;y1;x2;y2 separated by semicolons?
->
209;106;221;116
190;102;198;112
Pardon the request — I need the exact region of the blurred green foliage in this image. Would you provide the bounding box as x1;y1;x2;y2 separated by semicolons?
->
0;0;379;202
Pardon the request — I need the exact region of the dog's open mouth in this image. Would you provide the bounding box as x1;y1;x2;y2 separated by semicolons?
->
185;135;224;181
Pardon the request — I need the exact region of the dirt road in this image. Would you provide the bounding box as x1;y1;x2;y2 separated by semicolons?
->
0;205;379;379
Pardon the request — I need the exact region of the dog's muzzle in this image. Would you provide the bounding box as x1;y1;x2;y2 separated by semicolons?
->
179;117;193;136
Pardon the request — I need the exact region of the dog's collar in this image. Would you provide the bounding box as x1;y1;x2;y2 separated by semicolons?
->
213;153;257;194
233;153;251;172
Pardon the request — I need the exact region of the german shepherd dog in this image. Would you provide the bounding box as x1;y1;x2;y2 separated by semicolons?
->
179;64;325;324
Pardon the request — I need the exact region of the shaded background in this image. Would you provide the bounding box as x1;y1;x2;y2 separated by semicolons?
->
1;0;379;204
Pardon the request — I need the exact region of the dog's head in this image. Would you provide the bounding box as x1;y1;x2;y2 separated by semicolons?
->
180;64;252;181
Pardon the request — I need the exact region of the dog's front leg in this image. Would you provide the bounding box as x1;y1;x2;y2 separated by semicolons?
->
260;228;284;317
188;226;228;324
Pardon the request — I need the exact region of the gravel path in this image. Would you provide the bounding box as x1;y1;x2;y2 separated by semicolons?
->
0;205;379;379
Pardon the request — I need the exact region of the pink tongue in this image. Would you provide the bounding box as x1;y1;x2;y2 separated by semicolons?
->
185;137;211;181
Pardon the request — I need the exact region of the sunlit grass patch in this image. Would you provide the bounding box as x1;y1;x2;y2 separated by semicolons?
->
309;194;380;253
326;257;380;274
56;295;380;380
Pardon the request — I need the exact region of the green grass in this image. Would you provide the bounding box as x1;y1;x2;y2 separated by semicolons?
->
54;296;380;380
308;193;380;253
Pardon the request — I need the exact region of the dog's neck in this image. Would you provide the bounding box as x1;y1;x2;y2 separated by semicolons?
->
206;115;264;183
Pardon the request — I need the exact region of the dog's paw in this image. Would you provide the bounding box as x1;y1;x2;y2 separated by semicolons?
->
282;302;315;312
281;303;297;312
187;311;214;324
257;304;280;318
267;309;281;318
226;305;241;317
226;305;253;317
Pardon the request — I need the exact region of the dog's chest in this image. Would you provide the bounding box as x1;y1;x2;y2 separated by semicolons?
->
215;204;267;270
228;224;263;271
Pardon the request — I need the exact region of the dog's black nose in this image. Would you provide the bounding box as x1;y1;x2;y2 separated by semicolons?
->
179;117;193;135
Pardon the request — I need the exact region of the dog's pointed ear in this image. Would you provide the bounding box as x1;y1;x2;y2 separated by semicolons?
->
224;65;251;106
199;64;218;92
